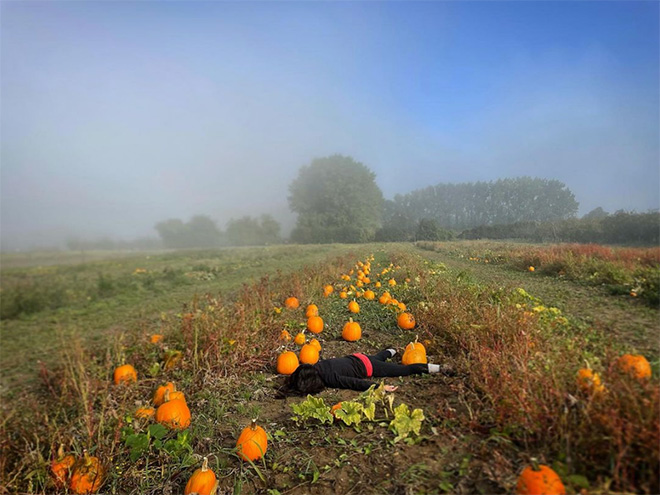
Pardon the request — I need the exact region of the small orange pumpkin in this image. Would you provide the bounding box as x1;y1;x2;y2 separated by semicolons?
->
397;312;416;330
331;402;343;418
342;318;362;342
363;290;375;300
515;462;565;495
284;297;300;309
135;406;156;419
309;338;322;353
279;329;292;342
51;444;76;488
276;351;299;375
307;316;324;334
323;285;334;297
294;331;306;346
299;343;320;365
339;291;348;299
348;300;360;314
379;293;391;305
113;364;137;385
388;278;397;286
184;457;217;495
305;304;319;318
69;451;105;494
156;390;191;430
576;368;605;394
236;420;268;461
153;382;176;407
149;334;164;344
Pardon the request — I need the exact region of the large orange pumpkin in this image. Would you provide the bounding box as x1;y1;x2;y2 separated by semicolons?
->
156;390;191;430
515;463;566;495
342;318;362;342
402;342;427;365
307;316;324;334
236;420;268;461
276;351;299;375
299;344;320;365
184;457;217;495
69;451;105;494
113;364;137;385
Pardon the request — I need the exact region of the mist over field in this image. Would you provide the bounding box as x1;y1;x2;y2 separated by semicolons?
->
1;1;658;250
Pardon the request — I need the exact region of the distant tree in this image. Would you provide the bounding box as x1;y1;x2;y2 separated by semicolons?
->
582;207;609;220
155;216;222;248
226;215;282;246
288;155;384;243
415;218;454;241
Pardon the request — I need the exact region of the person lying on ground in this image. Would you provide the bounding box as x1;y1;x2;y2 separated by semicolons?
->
283;348;454;395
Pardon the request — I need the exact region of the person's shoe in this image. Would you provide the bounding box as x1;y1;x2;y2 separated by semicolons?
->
386;348;397;359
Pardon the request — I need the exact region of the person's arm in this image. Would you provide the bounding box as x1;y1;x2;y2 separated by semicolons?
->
323;371;375;392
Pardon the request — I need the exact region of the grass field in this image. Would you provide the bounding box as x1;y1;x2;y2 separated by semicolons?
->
1;242;658;494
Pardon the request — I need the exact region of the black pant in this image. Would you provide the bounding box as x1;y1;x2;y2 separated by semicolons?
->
367;349;428;377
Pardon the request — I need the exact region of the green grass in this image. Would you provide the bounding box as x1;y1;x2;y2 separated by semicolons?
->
0;245;360;393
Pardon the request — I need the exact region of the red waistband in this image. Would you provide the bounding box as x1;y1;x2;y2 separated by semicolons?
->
352;353;373;377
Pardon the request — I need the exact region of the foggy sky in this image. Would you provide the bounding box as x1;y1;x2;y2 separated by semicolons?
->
1;1;658;250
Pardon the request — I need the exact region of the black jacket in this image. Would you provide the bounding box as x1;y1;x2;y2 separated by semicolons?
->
313;355;374;391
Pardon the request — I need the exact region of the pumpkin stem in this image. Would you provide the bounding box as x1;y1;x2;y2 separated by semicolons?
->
250;418;258;430
164;389;170;403
82;449;91;466
201;456;209;472
530;457;541;471
56;443;65;460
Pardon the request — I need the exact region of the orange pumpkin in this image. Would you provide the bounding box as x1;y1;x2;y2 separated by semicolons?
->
279;330;292;342
617;354;652;380
156;390;191;430
528;266;535;272
184;457;217;495
69;451;105;494
299;344;320;365
342;318;362;342
397;302;407;312
379;293;391;305
363;290;375;301
515;463;566;495
309;338;322;353
113;364;137;385
294;331;306;346
397;312;416;330
135;406;156;419
339;291;348;299
149;334;164;344
305;304;319;318
276;351;299;375
284;297;300;309
348;300;360;314
405;339;426;356
51;444;76;488
576;368;605;394
331;402;343;418
402;342;427;365
236;420;268;461
323;285;334;296
307;316;324;334
153;382;176;407
388;279;397;286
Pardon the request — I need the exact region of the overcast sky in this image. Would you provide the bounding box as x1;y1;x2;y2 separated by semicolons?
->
1;1;658;249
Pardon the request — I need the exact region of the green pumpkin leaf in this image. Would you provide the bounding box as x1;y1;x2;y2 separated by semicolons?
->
335;401;363;426
389;403;425;442
148;423;168;440
290;395;333;424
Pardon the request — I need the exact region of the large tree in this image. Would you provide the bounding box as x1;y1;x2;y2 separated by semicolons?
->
288;155;384;243
155;215;222;248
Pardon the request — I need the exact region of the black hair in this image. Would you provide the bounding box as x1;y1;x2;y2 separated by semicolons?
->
281;364;326;396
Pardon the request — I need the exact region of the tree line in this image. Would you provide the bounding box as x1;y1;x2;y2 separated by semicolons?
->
66;154;657;249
